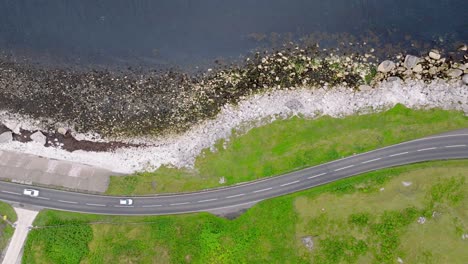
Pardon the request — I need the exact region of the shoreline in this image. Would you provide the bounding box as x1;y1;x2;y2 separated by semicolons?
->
0;78;466;173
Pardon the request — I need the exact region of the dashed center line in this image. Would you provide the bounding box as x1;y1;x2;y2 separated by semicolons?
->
1;191;21;195
417;147;437;152
58;200;77;204
170;202;190;206
334;165;354;171
445;144;466;148
142;204;162;208
389;152;409;157
361;158;381;164
197;198;218;203
280;180;300;187
253;187;273;193
86;203;106;207
226;193;245;199
37;197;50;200
115;205;134;208
307;173;326;179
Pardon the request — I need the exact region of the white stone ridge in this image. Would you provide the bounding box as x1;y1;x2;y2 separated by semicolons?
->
0;79;467;173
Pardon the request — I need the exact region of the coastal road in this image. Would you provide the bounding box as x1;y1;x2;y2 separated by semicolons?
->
0;131;467;215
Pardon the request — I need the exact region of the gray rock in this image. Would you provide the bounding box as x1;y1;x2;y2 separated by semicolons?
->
0;131;13;143
429;50;441;60
446;69;463;78
412;64;423;73
4;121;20;134
30;131;47;145
404;55;420;69
57;127;68;135
285;99;304;110
301;236;314;251
377;60;395;73
387;76;402;83
463;74;468;85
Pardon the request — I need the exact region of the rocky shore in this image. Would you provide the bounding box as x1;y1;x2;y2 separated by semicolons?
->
0;47;467;173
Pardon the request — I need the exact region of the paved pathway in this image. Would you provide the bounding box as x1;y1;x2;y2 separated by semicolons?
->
2;207;38;264
0;150;115;193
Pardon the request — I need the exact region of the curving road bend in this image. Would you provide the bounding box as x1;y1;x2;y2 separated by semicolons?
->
0;131;467;215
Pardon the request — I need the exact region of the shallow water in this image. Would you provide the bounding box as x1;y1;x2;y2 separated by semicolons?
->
0;0;466;69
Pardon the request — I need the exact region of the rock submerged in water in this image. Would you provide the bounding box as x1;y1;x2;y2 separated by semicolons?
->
428;49;441;60
377;60;395;73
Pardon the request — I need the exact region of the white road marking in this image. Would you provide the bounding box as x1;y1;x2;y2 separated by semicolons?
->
445;144;466;148
253;187;273;193
86;203;106;207
37;197;50;200
226;193;245;198
58;200;78;204
334;165;354;171
170;202;190;206
114;205;134;208
361;158;381;164
197;198;218;203
1;191;21;195
280;180;300;187
307;173;326;179
141;204;162;208
389;152;409;157
417;147;437;152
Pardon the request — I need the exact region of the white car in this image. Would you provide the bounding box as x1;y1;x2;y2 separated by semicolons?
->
23;189;39;197
119;198;133;206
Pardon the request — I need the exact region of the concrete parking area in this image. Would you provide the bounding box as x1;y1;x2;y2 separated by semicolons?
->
0;150;115;193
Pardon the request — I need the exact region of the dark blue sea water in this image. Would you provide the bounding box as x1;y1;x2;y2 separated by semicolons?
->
0;0;466;69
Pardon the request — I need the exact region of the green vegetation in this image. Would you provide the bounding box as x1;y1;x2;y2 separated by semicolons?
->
23;160;468;264
107;105;468;194
0;201;16;253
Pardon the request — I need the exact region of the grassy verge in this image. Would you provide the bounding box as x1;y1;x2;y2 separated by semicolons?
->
23;160;468;264
0;201;16;254
107;104;468;194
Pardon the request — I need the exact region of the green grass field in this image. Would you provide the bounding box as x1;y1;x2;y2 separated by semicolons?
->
23;160;468;264
0;201;16;254
107;104;468;194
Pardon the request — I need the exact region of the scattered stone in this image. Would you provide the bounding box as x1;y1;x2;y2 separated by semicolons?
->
30;131;47;145
57;127;68;135
404;55;420;69
412;64;423;73
417;216;426;224
446;69;463;78
397;257;404;263
462;234;468;240
429;67;438;75
219;177;226;184
428;49;441;60
301;236;314;251
462;74;468;85
377;60;395;73
402;181;412;187
0;131;13;143
458;44;467;51
379;187;385;192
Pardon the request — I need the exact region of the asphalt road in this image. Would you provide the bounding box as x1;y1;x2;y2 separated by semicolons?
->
0;131;467;215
